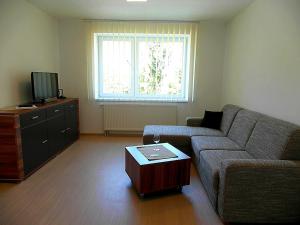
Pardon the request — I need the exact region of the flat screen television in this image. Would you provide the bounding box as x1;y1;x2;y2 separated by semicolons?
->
31;72;59;102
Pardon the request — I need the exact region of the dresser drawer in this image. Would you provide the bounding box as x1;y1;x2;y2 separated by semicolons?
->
20;110;46;128
64;101;78;111
46;105;65;118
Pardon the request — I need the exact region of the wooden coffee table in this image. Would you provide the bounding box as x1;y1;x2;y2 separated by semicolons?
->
125;143;191;195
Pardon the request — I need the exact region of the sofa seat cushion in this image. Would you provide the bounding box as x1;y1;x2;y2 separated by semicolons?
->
189;127;225;137
143;125;191;147
191;136;243;161
198;150;253;209
143;125;224;154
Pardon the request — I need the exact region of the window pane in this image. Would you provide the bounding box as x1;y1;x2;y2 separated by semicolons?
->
96;34;189;102
102;40;132;95
138;40;184;97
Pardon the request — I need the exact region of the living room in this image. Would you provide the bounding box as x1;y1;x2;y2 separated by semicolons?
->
0;0;299;224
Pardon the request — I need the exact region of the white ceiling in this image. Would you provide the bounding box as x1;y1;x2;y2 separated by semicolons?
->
27;0;253;21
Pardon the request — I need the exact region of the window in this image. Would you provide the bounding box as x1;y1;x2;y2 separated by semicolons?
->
94;33;190;102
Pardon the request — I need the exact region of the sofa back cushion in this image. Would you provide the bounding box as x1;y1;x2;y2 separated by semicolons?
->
246;115;300;160
227;110;260;147
220;105;242;135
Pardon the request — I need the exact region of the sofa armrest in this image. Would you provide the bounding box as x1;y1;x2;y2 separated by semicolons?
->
186;117;203;127
218;159;300;223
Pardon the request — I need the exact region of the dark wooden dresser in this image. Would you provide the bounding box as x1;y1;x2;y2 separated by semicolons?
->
0;98;79;181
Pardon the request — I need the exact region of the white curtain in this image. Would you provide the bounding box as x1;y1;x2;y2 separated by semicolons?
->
86;20;198;102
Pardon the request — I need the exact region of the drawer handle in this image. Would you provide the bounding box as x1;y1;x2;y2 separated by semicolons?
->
31;116;39;120
54;109;60;113
42;139;48;144
61;129;66;133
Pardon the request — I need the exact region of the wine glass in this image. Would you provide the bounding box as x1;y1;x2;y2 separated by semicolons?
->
153;133;160;144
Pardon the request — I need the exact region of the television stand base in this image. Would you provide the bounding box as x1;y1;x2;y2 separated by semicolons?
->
33;97;58;104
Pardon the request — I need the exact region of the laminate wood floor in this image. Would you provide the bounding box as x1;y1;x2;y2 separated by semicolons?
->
0;135;223;225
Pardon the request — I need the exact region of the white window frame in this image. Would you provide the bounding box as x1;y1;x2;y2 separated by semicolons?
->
94;33;190;103
98;35;135;99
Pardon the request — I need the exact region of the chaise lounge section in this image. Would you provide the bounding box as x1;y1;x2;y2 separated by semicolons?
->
143;104;300;223
143;104;241;155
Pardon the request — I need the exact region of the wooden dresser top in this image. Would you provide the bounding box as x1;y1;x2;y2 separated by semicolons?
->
0;98;78;115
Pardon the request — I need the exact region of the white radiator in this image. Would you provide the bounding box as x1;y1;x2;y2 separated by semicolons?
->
103;105;177;134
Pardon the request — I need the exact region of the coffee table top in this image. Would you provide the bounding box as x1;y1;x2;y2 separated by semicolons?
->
125;143;190;166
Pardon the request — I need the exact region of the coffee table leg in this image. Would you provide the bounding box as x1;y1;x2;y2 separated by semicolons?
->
177;186;183;192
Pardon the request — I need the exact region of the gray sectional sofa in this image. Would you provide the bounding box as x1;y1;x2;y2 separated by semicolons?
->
143;104;300;223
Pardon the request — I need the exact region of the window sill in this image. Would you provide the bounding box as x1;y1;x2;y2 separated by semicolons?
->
94;98;189;105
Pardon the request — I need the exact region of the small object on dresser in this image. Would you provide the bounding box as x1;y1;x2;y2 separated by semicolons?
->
58;89;66;99
16;104;37;109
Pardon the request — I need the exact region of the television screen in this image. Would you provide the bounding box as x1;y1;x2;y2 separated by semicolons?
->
31;72;58;101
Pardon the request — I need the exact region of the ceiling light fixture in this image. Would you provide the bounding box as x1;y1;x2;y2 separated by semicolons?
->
126;0;147;2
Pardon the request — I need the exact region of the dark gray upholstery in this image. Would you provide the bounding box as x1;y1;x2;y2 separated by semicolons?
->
143;104;300;223
143;125;224;155
186;117;203;127
220;104;242;135
191;136;242;162
189;127;224;137
218;159;300;223
143;125;191;153
246;115;300;160
284;129;300;160
198;150;253;209
191;136;241;162
227;109;260;147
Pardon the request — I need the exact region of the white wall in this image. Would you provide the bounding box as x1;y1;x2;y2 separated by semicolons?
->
194;21;226;112
59;20;225;133
58;20;104;133
0;0;59;107
222;0;300;125
58;20;226;133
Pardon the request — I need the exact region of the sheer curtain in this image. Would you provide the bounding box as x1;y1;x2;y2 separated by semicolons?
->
86;21;198;102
